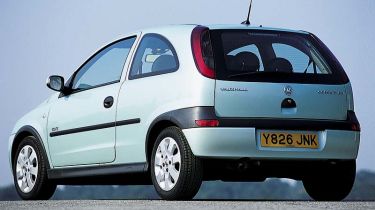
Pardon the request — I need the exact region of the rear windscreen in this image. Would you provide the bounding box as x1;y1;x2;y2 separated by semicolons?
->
210;30;348;84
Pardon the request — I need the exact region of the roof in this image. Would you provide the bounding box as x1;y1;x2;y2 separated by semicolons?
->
204;24;308;34
122;24;308;40
137;24;309;35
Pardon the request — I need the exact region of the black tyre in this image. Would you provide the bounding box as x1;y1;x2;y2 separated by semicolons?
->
151;126;203;200
303;160;356;201
13;136;56;200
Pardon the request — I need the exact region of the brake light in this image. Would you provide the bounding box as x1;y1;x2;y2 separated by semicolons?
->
191;26;215;79
347;111;361;131
351;123;361;132
195;119;219;127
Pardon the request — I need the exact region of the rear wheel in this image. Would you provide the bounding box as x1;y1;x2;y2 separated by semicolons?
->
151;126;203;200
13;136;56;200
303;160;356;201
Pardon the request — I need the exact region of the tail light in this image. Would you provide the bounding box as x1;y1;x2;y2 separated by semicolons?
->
351;123;360;132
347;111;361;131
195;119;219;127
191;26;215;79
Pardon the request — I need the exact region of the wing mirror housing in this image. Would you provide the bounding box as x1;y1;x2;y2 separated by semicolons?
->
46;75;65;92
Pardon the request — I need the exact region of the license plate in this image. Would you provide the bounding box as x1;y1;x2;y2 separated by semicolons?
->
260;131;319;149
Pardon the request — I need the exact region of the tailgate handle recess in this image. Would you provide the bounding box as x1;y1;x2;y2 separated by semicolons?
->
281;98;296;108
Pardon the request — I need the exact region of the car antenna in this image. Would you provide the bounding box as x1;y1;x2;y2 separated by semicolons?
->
241;0;253;25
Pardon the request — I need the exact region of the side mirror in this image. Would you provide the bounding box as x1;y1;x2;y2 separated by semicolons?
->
46;75;65;92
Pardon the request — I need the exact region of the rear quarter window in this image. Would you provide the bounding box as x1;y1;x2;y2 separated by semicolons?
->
129;34;179;80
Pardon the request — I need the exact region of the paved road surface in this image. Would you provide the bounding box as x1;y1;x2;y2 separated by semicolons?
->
0;200;374;210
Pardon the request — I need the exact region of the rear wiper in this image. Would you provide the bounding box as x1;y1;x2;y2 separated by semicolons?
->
303;59;317;74
227;71;262;78
227;71;291;78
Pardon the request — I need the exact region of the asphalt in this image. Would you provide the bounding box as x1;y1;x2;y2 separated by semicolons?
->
0;200;374;210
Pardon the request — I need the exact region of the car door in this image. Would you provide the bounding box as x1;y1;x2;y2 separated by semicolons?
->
47;36;137;167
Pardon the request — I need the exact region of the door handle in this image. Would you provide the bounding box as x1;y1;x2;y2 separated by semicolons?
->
103;96;114;108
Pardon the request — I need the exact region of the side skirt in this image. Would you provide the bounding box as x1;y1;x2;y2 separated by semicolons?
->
47;162;151;185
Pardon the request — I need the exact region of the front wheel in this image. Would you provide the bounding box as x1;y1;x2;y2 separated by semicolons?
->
13;136;56;200
303;160;356;201
151;126;203;200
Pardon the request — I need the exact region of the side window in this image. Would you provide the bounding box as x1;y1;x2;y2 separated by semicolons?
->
72;37;136;90
129;34;179;79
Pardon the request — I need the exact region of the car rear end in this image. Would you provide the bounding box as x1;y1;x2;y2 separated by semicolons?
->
183;25;360;200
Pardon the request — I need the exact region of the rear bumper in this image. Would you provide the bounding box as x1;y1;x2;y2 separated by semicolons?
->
183;128;360;160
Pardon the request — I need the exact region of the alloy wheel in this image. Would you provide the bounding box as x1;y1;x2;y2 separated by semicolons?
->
154;137;181;191
16;145;38;193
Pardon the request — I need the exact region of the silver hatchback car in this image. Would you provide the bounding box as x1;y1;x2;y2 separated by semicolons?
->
9;24;360;201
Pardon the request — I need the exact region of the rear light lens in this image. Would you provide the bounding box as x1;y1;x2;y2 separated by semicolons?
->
347;111;361;131
195;119;219;127
351;123;360;132
191;26;215;79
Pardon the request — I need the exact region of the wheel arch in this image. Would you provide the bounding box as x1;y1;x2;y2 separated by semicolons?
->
145;118;181;171
144;107;216;170
11;126;51;173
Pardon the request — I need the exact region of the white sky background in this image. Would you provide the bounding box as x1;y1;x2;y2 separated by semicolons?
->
0;0;374;186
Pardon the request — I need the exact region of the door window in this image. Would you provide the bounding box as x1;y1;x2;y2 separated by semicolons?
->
72;37;136;91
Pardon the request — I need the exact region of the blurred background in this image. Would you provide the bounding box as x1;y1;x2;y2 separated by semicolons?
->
0;0;374;200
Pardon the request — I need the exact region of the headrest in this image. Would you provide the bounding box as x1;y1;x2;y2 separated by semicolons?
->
151;55;176;72
228;52;260;72
266;58;293;73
